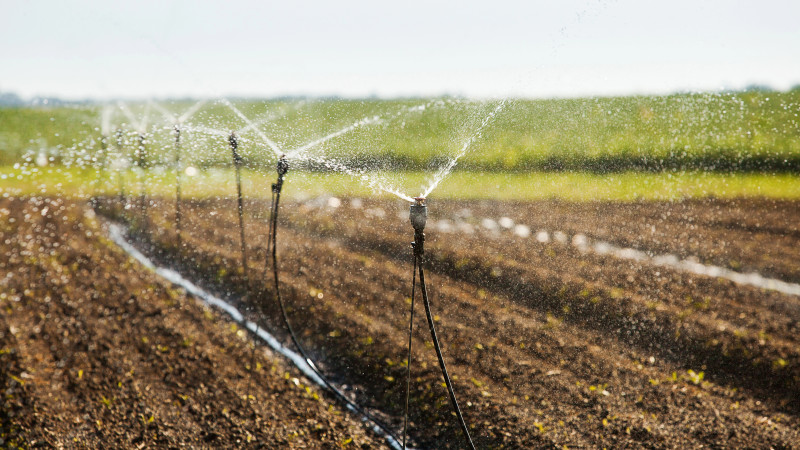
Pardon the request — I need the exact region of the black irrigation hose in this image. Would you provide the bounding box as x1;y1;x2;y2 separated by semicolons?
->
91;136;108;210
416;251;475;450
402;247;418;449
137;134;148;231
228;132;262;410
174;126;183;256
266;158;404;446
409;201;475;449
115;130;126;211
263;187;276;281
229;133;249;285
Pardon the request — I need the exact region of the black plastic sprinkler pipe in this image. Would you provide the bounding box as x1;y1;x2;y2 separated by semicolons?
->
229;132;249;286
91;135;108;210
174;125;183;256
264;156;404;446
402;244;418;449
137;133;148;230
406;197;475;450
230;132;261;407
115;129;126;207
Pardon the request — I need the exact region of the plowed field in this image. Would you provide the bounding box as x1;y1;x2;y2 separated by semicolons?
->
94;194;800;448
0;197;386;448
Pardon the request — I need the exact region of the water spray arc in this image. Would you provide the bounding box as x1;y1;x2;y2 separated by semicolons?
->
217;100;488;446
90;98;514;447
221;98;283;157
405;198;475;450
421;100;506;199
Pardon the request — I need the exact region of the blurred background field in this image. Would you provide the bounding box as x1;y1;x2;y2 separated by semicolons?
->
2;90;799;201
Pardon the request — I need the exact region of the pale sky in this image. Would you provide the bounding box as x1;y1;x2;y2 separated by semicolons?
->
1;0;798;100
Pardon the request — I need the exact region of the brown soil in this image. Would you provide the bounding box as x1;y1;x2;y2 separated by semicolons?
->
4;193;799;449
92;194;800;449
0;197;388;449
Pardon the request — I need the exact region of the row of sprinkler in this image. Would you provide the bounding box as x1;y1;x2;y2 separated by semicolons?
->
93;125;473;449
91;129;153;233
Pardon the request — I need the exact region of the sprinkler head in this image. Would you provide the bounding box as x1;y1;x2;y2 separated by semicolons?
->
273;155;289;194
409;197;427;232
277;155;289;176
229;132;243;164
228;132;238;150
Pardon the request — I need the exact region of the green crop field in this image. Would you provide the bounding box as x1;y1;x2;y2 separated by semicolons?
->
2;91;800;171
1;92;799;201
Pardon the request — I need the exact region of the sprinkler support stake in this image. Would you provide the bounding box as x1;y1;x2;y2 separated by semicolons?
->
407;197;475;450
229;132;249;287
402;239;419;449
137;133;148;231
264;155;288;280
115;129;126;207
91;135;109;210
230;131;258;405
174;126;182;257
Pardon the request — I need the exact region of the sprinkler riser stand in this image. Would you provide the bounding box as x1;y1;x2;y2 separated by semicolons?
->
409;203;427;233
407;201;476;448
